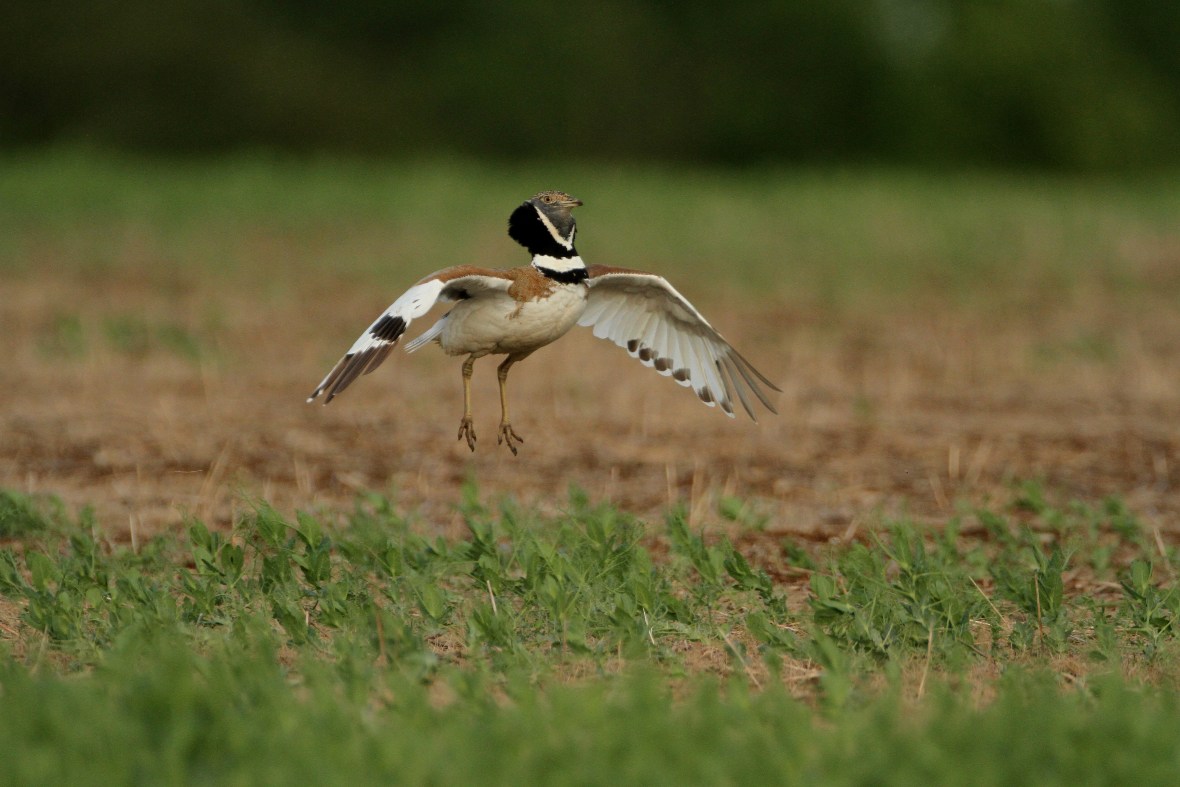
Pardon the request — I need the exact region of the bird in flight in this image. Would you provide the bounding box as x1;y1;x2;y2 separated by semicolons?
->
308;191;779;454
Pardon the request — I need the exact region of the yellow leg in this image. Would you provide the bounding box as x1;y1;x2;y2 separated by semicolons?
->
457;355;477;451
496;355;525;455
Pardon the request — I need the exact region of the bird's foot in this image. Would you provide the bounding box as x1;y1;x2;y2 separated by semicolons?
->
457;417;477;452
497;422;524;456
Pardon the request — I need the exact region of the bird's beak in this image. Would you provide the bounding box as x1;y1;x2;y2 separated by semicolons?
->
565;197;584;208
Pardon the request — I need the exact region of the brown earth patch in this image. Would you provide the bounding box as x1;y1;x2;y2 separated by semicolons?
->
2;272;1179;543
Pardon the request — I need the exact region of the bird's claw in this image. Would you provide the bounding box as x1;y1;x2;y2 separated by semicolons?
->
497;422;524;456
457;418;477;452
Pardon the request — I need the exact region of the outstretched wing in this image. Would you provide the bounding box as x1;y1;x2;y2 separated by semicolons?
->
308;266;512;404
577;265;780;420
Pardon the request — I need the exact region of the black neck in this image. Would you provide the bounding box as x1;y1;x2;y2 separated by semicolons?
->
508;203;577;258
535;265;589;284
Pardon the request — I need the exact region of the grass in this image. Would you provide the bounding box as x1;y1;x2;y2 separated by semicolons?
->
5;652;1180;785
35;312;210;361
2;148;1179;308
3;483;1180;783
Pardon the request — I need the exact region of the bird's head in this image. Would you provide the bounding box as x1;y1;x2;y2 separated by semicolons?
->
508;190;583;257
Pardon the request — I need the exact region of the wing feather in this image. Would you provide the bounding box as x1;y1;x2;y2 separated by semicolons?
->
669;329;695;389
579;295;611;327
652;319;673;376
681;333;718;409
699;343;732;414
579;266;779;420
308;267;512;404
592;297;628;341
729;349;779;413
721;356;756;420
615;303;646;351
639;313;661;368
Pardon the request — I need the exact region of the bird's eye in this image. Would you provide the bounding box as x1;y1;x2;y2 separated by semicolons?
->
541;195;554;203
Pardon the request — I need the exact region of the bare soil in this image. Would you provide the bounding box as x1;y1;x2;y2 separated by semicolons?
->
4;271;1180;542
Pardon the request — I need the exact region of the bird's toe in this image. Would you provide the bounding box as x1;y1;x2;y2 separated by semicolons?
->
497;422;524;456
457;418;477;452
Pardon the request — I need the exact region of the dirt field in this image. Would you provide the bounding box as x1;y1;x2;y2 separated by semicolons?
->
4;264;1179;543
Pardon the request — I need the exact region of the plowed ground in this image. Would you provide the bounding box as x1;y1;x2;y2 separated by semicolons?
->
5;268;1179;543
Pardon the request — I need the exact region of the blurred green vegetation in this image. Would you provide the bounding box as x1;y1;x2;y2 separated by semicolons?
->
2;1;1178;171
3;151;1179;310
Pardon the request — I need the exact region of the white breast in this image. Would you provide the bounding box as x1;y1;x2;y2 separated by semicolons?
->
439;284;587;356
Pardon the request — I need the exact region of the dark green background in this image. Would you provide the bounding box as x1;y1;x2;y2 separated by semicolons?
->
3;0;1178;170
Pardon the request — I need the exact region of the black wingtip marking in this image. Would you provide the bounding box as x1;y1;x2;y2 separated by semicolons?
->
371;314;406;342
672;368;690;382
638;347;654;362
654;356;671;372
